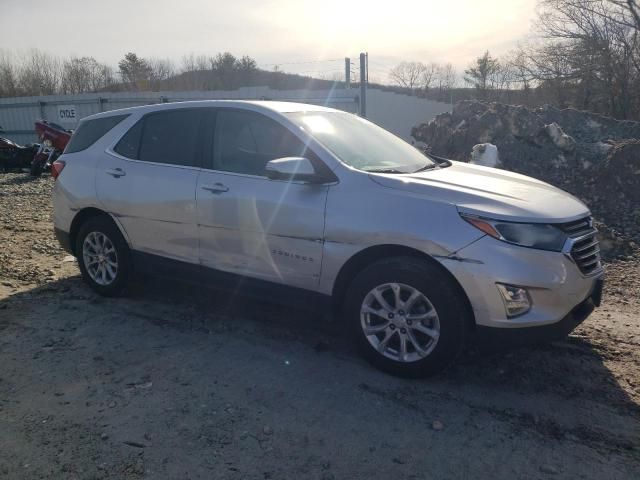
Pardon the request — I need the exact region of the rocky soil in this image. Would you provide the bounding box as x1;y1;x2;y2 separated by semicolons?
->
413;101;640;256
0;173;639;479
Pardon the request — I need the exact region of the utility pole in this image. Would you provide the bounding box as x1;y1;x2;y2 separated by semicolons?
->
359;52;367;117
366;52;369;83
344;57;351;89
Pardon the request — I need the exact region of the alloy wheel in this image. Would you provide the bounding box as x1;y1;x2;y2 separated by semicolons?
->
82;231;118;286
360;282;440;362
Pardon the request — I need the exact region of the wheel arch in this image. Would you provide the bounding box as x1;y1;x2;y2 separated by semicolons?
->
330;244;476;330
69;207;128;256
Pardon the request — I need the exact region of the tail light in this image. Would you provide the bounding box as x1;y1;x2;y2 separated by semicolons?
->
51;160;66;180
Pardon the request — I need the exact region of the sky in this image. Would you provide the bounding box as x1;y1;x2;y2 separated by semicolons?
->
0;0;537;82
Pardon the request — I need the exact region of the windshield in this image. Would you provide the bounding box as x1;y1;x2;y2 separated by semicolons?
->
286;111;436;173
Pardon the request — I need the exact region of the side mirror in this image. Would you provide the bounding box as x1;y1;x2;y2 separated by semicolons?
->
265;157;328;183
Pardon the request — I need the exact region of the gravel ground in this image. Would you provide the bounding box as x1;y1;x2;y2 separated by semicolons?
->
0;173;639;479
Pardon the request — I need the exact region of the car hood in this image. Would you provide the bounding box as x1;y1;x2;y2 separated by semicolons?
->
368;160;590;223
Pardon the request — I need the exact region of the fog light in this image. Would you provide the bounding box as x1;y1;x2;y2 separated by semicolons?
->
496;284;531;317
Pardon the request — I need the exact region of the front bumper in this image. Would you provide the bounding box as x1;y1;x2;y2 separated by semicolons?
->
475;280;601;346
438;235;603;329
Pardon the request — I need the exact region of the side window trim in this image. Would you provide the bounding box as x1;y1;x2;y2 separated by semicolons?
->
203;109;217;170
106;149;204;171
137;116;147;160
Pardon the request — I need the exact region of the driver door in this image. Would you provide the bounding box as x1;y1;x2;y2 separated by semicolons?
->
196;108;329;290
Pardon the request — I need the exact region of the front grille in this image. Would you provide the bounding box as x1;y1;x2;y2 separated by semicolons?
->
557;217;601;275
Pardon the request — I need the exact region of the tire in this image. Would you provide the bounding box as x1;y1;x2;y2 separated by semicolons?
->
30;158;43;177
344;256;469;377
75;215;131;296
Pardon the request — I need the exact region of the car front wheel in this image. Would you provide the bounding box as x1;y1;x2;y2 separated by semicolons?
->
345;256;468;377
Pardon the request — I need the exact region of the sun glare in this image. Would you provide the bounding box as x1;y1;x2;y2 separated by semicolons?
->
260;0;536;65
300;115;336;134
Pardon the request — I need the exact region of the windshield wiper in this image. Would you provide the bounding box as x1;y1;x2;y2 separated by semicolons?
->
412;163;439;173
365;168;405;174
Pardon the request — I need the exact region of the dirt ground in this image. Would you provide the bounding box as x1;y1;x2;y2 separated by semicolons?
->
0;173;639;480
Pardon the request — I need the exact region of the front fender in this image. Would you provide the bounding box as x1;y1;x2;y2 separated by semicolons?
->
318;174;483;295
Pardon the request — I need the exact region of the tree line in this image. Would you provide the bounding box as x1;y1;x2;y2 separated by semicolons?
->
390;0;640;120
0;50;262;97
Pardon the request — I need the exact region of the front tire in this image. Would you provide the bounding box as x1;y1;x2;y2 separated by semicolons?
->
344;256;469;377
76;216;131;296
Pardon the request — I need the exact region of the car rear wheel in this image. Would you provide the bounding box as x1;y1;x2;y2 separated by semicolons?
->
76;216;130;296
344;256;468;377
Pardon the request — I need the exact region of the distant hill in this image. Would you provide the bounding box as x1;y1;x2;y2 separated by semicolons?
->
107;68;353;93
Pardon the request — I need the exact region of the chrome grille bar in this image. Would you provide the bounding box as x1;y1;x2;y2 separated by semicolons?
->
557;216;602;276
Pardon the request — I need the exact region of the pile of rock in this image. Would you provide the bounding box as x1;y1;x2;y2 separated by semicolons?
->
412;101;640;255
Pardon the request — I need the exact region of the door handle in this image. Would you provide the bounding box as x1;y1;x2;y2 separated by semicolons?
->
105;168;126;178
201;183;229;194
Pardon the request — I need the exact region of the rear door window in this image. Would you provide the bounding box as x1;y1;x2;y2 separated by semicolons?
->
138;109;203;167
113;109;204;167
65;114;128;153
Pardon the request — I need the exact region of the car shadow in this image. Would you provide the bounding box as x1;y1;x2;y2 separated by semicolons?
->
1;273;638;422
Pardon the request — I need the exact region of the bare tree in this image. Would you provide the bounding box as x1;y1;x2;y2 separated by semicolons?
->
389;61;427;92
532;0;640;117
422;62;441;92
180;53;210;89
17;49;61;95
95;64;115;91
438;63;458;91
61;57;115;94
181;53;208;73
557;0;640;31
618;0;640;30
148;58;175;91
0;50;19;97
504;48;533;92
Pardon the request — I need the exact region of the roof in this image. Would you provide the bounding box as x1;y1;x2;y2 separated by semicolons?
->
82;100;339;122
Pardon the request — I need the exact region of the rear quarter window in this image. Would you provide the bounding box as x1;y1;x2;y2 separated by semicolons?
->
65;114;128;153
113;120;143;159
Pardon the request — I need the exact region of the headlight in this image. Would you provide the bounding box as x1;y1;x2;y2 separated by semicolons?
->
460;213;567;251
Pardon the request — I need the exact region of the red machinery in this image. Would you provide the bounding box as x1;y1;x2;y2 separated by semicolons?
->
30;120;72;176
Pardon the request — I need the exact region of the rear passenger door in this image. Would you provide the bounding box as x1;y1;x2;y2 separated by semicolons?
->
96;108;205;264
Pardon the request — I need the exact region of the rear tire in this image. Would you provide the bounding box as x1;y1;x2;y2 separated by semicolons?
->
76;216;131;297
344;256;468;377
30;158;44;177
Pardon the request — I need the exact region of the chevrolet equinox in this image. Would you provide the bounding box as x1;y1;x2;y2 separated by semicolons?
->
52;101;604;376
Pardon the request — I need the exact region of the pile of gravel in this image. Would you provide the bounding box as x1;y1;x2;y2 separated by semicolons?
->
0;174;64;284
412;101;640;257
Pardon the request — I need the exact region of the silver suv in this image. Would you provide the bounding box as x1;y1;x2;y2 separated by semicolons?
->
52;101;604;376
